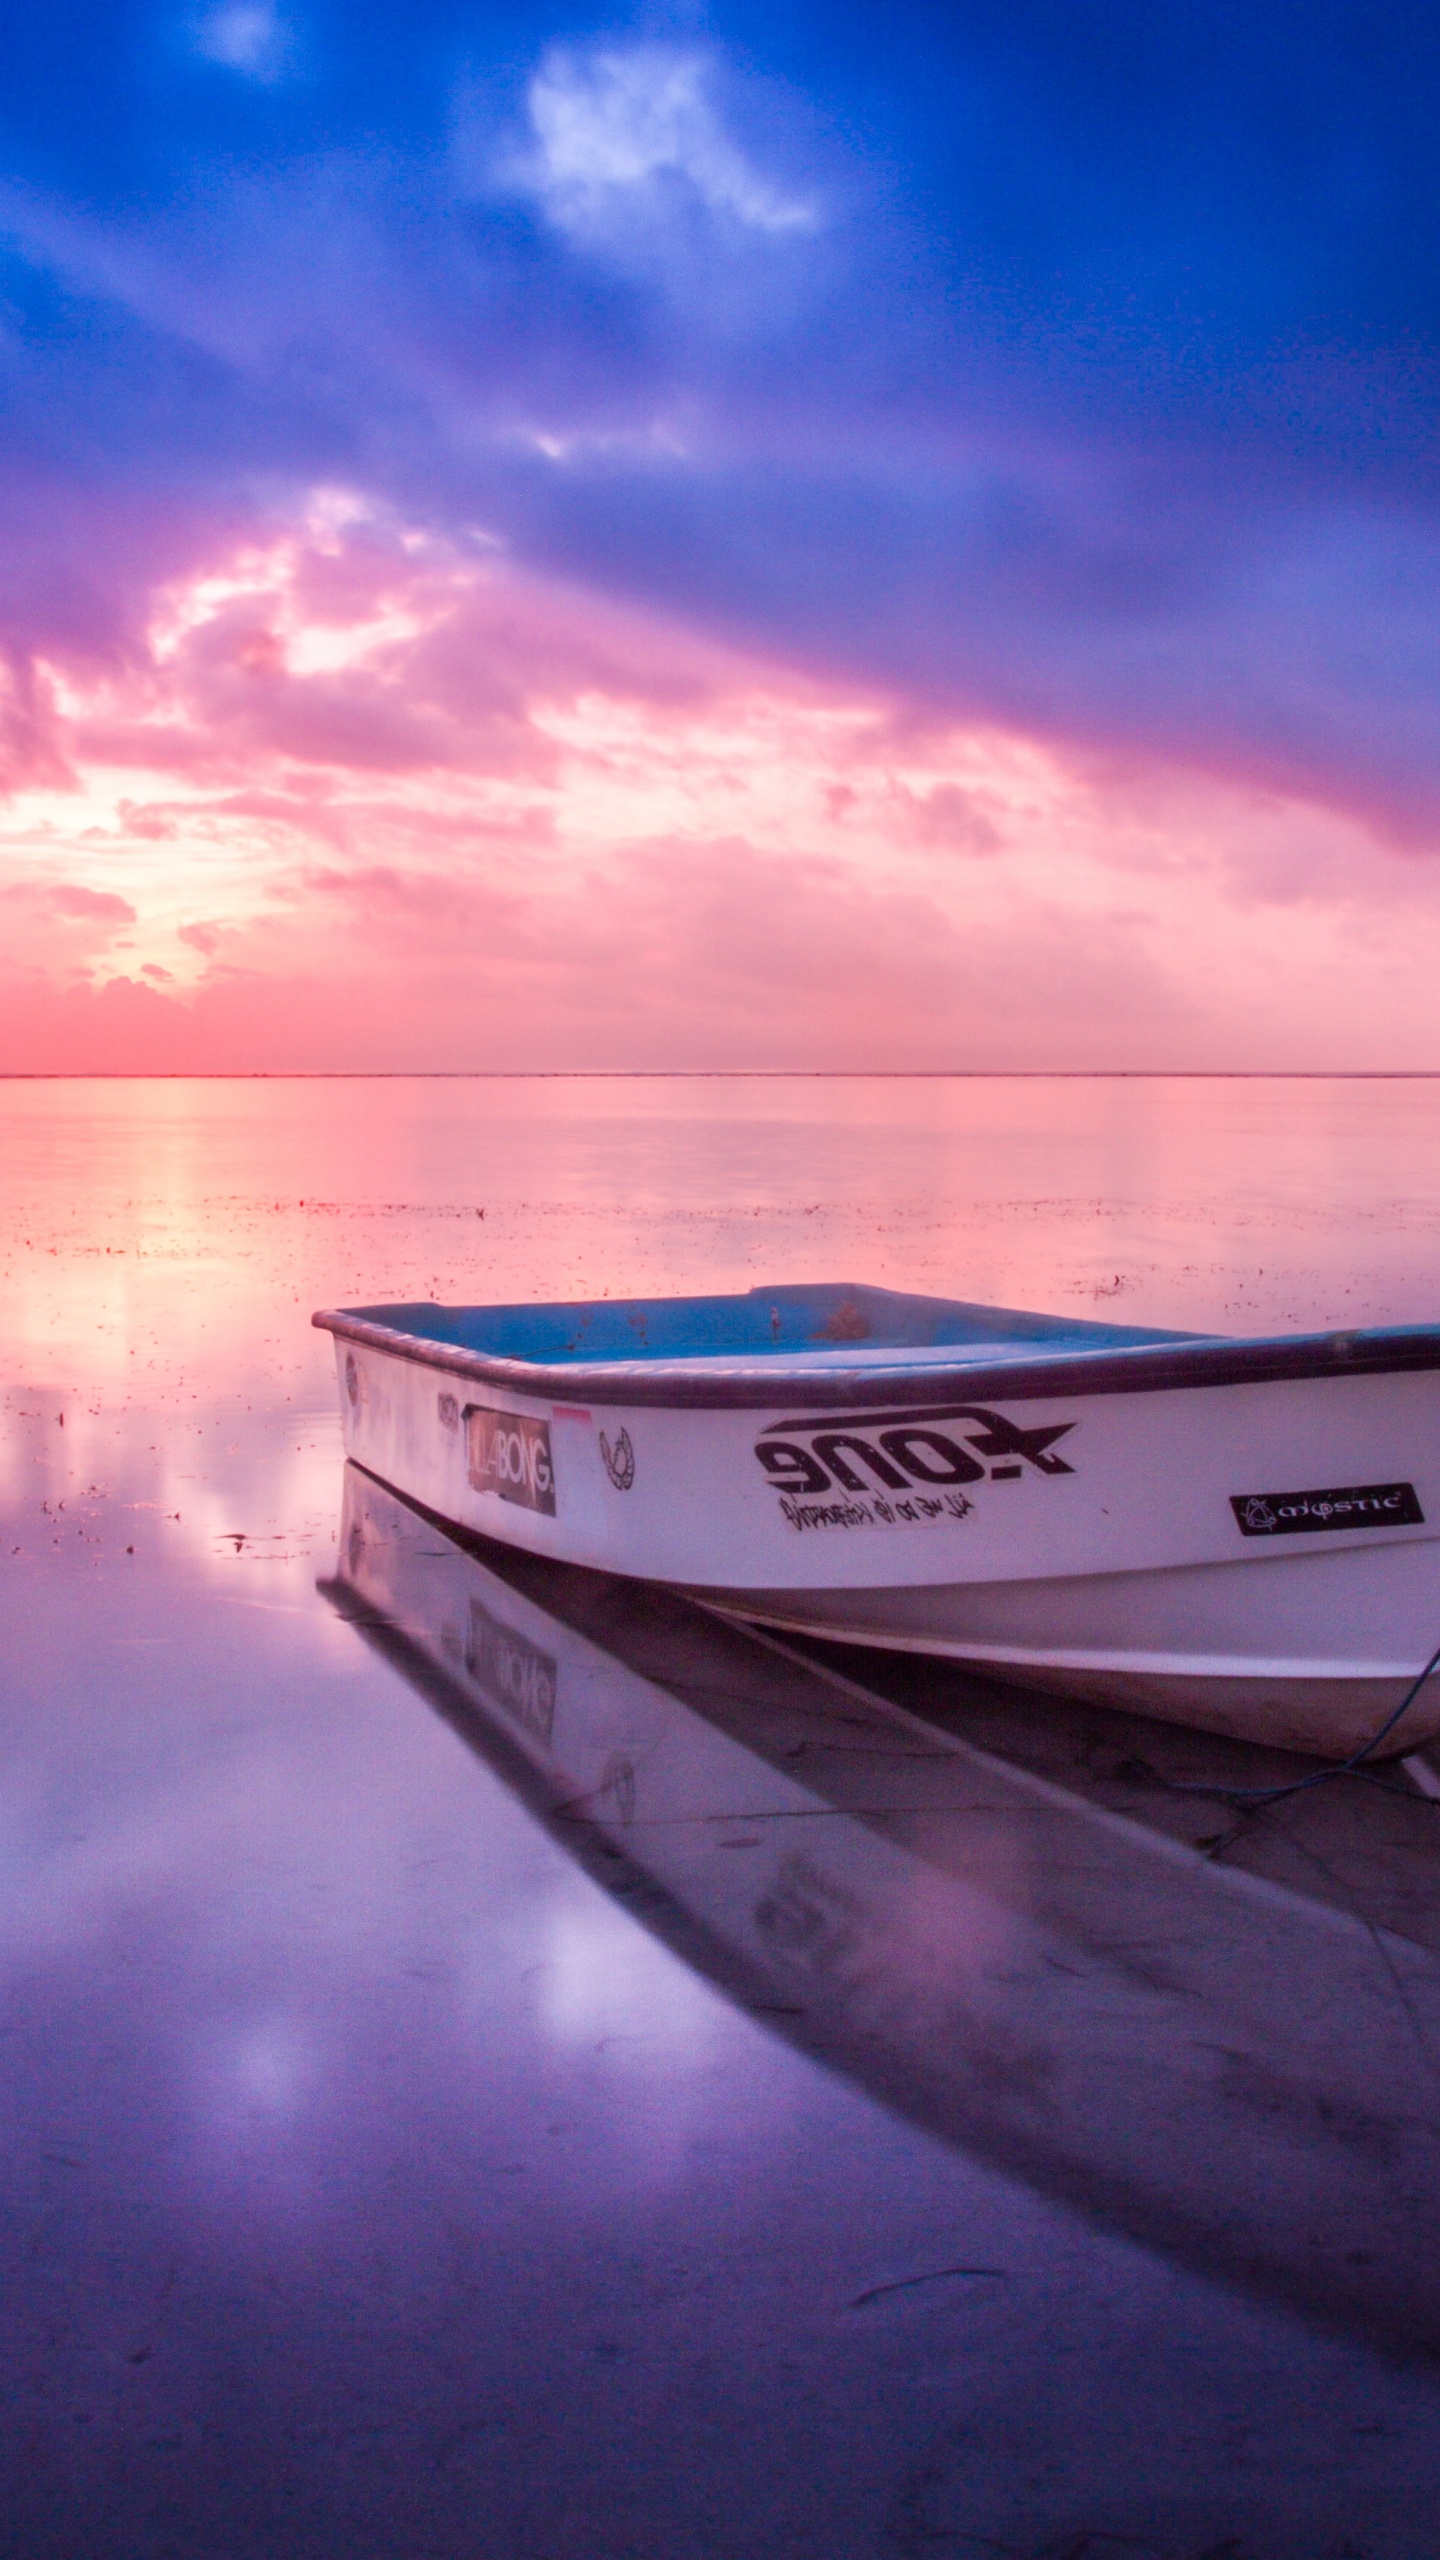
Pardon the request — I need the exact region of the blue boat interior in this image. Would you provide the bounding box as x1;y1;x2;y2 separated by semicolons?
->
347;1281;1200;1367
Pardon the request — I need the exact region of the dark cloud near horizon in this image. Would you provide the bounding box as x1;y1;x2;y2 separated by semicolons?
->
0;0;1437;833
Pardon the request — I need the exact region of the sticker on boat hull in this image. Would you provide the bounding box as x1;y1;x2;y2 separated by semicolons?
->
755;1402;1076;1529
1231;1481;1423;1536
599;1425;636;1491
465;1403;556;1515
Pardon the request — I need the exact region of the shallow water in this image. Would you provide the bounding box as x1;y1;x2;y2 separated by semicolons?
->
6;1073;1440;2558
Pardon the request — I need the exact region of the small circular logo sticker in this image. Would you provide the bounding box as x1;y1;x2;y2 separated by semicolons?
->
599;1426;636;1491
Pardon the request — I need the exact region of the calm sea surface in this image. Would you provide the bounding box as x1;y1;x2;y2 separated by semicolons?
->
7;1074;1440;2556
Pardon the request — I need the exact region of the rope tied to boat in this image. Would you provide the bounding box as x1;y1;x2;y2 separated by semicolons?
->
1167;1634;1440;1812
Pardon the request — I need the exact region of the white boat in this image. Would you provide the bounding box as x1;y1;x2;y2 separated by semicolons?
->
313;1280;1440;1758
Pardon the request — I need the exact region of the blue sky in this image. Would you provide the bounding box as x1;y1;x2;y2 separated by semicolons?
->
3;4;1440;1068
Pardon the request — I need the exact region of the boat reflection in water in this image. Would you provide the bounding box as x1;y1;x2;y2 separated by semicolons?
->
324;1461;1440;2360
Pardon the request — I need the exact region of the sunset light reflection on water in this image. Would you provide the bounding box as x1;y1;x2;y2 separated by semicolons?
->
7;1073;1440;2558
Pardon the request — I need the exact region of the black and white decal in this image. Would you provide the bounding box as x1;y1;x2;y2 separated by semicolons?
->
599;1425;636;1491
1231;1480;1423;1537
754;1402;1076;1530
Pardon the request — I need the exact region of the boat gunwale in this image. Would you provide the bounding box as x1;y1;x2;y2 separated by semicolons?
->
312;1306;1440;1411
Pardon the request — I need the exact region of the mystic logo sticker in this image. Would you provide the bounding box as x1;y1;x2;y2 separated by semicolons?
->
1231;1481;1424;1537
465;1403;556;1516
755;1402;1076;1531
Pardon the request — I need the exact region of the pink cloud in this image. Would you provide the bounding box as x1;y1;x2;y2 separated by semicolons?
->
5;497;1440;1073
0;872;1182;1074
0;652;76;797
3;880;138;922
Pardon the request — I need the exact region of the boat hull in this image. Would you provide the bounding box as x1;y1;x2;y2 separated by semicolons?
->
319;1318;1440;1756
696;1597;1424;1761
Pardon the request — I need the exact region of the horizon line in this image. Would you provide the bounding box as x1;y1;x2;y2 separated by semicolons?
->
7;1068;1440;1083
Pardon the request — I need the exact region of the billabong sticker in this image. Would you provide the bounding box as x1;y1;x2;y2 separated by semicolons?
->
465;1403;556;1516
1231;1481;1423;1537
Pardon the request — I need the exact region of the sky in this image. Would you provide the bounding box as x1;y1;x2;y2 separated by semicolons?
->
2;0;1440;1070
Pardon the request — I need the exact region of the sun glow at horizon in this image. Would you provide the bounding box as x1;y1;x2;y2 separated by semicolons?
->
3;496;1440;1073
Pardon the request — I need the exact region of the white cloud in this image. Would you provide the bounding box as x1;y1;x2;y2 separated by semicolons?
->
514;44;819;252
193;2;293;81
